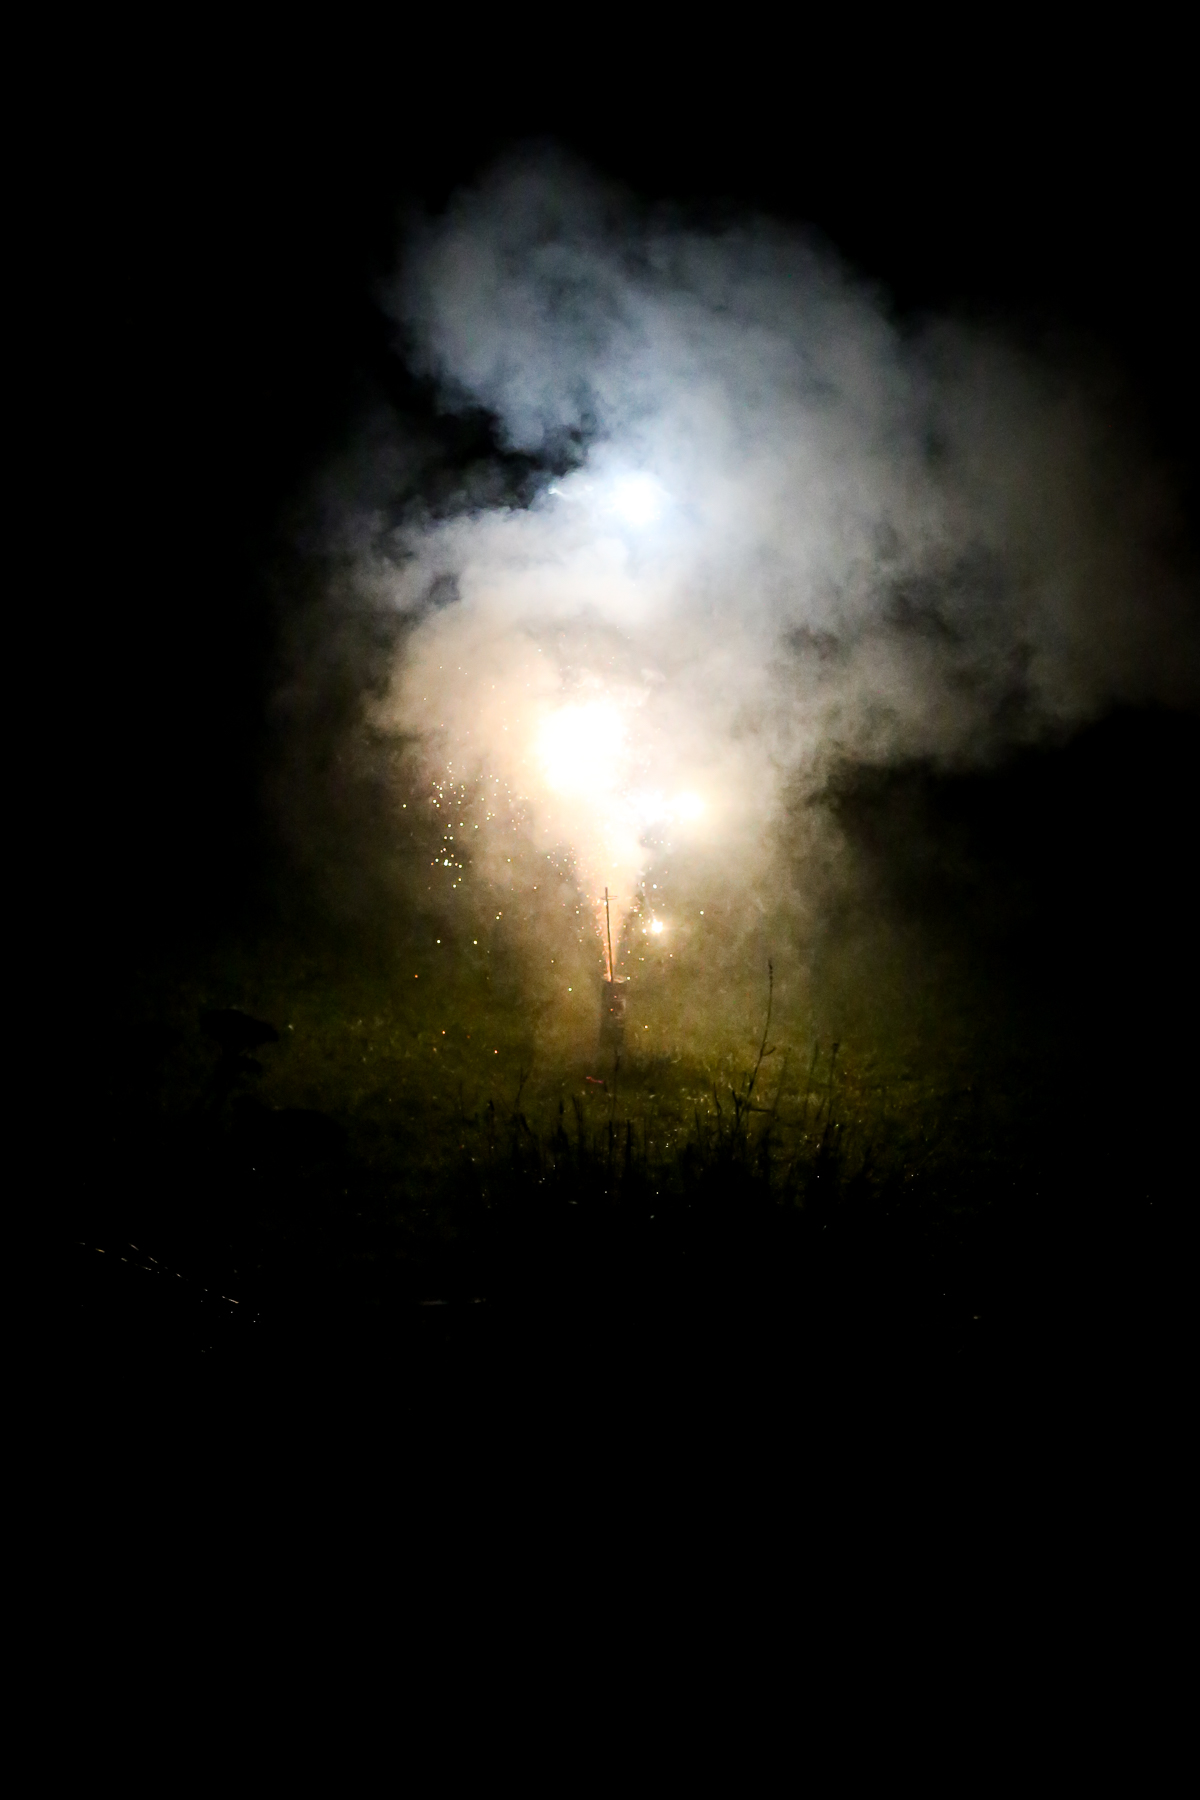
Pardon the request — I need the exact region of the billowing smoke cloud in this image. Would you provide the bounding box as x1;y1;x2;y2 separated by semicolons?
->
305;152;1196;997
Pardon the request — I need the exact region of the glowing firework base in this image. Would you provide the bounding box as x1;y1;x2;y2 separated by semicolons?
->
600;977;628;1051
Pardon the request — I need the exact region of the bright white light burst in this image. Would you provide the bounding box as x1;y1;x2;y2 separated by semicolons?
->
538;702;625;794
608;473;667;527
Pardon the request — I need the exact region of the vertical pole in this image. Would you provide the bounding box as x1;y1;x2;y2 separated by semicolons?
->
605;887;614;982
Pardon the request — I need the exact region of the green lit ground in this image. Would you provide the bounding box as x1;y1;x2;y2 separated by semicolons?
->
141;883;1014;1204
62;709;1194;1431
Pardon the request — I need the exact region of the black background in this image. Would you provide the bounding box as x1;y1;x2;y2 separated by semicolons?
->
26;31;1198;1563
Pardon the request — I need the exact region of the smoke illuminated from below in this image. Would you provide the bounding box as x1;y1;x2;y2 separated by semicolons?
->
326;152;1199;1022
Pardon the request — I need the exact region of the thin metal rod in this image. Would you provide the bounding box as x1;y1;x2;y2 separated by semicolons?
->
605;888;614;982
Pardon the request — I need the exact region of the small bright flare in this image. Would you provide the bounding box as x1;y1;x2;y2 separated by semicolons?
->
674;792;704;820
650;919;665;934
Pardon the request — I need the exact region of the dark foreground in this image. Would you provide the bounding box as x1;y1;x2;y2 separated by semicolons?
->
48;1062;1184;1484
44;710;1196;1486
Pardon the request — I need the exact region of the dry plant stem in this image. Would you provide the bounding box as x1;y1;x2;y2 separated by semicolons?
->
826;1043;840;1121
605;887;614;983
815;1042;841;1152
800;1042;820;1135
729;962;775;1134
768;1053;790;1125
745;960;774;1105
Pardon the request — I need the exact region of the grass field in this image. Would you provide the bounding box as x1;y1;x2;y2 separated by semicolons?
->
56;711;1195;1436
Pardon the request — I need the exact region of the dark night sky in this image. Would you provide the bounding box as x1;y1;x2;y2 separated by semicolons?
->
50;36;1196;975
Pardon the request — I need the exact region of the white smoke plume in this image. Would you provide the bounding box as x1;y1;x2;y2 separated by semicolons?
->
321;151;1195;985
